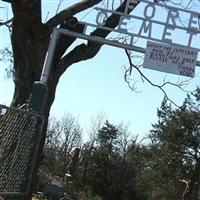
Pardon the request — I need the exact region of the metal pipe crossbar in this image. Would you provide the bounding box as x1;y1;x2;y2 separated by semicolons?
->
40;27;200;84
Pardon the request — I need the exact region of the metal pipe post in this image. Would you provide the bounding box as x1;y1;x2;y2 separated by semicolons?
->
40;28;59;84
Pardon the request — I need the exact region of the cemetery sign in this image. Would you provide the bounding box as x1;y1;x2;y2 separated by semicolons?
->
42;0;200;82
143;41;198;77
81;0;200;50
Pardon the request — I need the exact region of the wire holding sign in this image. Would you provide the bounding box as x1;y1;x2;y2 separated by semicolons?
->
143;41;198;77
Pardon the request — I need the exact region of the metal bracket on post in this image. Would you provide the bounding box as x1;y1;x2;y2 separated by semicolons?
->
29;81;48;114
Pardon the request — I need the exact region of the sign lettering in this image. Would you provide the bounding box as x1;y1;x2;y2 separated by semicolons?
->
80;0;200;50
143;41;198;77
59;0;200;76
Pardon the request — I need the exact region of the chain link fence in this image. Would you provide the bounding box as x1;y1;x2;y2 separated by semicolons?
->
0;104;44;197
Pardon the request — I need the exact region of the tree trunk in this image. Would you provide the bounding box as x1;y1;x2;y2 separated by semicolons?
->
5;1;139;199
182;159;200;200
8;5;58;199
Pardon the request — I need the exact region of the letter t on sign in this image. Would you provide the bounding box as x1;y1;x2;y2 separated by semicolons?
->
162;8;179;44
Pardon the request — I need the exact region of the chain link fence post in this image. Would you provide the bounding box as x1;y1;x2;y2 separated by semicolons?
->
0;82;48;200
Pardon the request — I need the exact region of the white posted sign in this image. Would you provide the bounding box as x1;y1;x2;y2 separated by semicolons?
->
143;41;198;77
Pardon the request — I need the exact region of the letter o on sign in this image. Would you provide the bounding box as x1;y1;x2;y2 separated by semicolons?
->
144;4;156;19
96;11;108;25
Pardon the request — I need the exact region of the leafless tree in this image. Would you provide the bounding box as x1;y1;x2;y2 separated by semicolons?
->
45;114;82;179
0;0;199;198
124;49;192;107
1;2;142;197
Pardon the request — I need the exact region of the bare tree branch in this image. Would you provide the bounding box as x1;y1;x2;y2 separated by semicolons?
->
55;0;139;78
124;49;182;107
0;18;12;26
55;0;64;15
46;0;102;27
